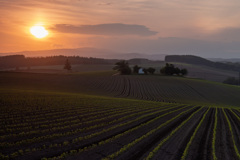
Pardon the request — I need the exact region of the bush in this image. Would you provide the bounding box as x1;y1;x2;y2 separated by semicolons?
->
223;77;239;85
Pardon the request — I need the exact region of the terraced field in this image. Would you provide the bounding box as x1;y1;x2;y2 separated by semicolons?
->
1;72;240;160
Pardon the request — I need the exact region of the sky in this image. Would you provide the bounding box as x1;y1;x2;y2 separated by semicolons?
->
1;0;240;58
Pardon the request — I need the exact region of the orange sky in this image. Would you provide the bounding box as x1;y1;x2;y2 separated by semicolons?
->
1;0;240;58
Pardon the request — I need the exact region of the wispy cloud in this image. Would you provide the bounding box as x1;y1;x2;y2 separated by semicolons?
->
52;23;158;36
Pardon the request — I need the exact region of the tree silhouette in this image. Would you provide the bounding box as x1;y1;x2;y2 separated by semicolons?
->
160;63;175;75
113;60;131;75
143;68;148;75
133;65;141;74
147;67;156;74
64;59;72;71
180;68;188;76
174;67;181;75
160;63;188;76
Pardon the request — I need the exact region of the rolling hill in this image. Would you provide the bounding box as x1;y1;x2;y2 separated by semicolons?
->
1;71;240;159
1;71;240;107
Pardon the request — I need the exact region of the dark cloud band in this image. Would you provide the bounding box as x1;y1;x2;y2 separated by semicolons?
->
52;23;158;36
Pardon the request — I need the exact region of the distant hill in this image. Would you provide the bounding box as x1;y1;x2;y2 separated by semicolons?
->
0;54;165;69
0;48;119;58
0;48;166;60
209;58;240;63
165;55;240;72
0;55;113;69
128;58;163;65
111;53;166;60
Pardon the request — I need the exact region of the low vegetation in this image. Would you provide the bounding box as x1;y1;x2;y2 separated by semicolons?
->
223;77;239;86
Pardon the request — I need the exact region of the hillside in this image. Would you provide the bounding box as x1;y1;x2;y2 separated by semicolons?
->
1;71;240;107
1;71;240;159
0;48;166;61
165;55;240;72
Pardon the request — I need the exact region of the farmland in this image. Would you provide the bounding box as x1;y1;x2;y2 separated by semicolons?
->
1;71;240;159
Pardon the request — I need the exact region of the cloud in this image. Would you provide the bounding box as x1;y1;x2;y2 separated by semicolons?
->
52;23;158;36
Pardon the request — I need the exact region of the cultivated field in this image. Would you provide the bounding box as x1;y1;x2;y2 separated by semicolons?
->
1;89;240;160
93;74;240;107
1;71;240;160
1;72;240;107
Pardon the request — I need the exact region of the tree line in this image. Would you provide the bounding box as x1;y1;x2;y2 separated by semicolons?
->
0;55;111;69
113;60;188;76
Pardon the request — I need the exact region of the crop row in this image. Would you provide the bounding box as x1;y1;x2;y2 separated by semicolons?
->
1;103;186;159
0;103;153;137
2;91;240;160
92;75;209;103
0;104;172;144
42;105;193;160
44;107;240;160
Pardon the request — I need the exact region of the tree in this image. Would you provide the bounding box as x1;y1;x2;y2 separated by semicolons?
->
133;65;141;74
174;67;181;75
180;68;188;76
160;63;188;76
147;67;156;74
142;68;148;75
113;60;132;75
64;59;72;71
160;63;175;75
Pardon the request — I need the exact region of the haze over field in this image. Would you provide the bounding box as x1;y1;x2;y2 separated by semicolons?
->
1;0;240;58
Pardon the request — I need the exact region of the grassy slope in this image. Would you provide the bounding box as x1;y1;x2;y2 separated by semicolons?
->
1;71;240;108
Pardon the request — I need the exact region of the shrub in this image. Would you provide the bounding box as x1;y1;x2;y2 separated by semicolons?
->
223;77;239;85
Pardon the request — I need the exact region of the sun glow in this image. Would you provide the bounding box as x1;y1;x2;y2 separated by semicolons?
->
30;26;48;38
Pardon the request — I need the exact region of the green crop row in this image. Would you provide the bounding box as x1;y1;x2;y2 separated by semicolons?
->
181;107;210;160
0;104;168;147
102;106;199;160
145;107;203;160
1;103;136;132
212;108;218;160
2;105;181;159
44;105;189;160
0;104;154;140
222;108;240;159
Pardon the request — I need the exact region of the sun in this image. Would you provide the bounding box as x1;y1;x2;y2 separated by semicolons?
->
30;26;48;38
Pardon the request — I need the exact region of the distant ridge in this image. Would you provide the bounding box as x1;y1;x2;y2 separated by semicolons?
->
165;55;240;72
0;48;166;60
209;58;240;63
